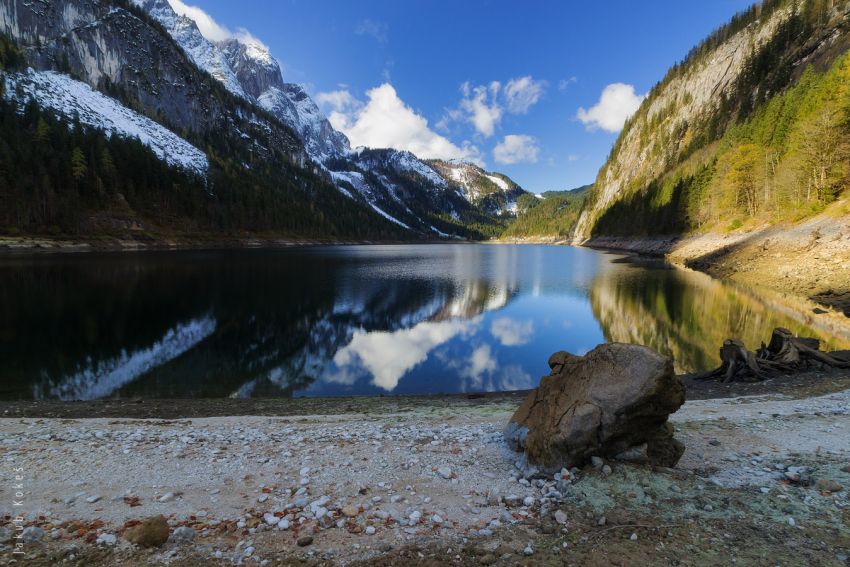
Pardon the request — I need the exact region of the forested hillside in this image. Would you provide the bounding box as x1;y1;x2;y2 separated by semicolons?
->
501;186;590;239
0;35;405;241
578;0;850;239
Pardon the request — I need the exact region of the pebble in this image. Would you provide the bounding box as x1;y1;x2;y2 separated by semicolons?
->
554;510;568;525
787;517;796;527
630;533;638;541
96;533;117;546
591;456;604;469
158;492;178;503
277;519;290;530
171;526;195;543
523;496;535;507
342;505;359;517
85;495;102;504
602;464;612;476
22;526;45;543
437;466;453;479
365;526;376;535
815;479;843;493
297;535;314;547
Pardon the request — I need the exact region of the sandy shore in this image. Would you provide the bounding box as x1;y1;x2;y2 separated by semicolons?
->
2;375;849;566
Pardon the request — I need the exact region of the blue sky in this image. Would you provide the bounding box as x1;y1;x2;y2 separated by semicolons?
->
174;0;755;192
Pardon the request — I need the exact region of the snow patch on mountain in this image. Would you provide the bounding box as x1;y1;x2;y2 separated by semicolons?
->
391;151;448;188
132;0;247;99
258;85;349;163
484;174;509;191
40;315;216;401
329;170;372;200
369;203;410;229
428;159;523;210
4;70;208;174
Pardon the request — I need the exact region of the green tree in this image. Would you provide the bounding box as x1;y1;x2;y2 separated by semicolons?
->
70;147;87;181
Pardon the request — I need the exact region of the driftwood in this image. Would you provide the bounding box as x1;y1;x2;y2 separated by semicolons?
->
697;327;850;382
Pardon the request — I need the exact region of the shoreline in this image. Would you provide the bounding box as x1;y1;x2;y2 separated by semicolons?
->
580;209;850;320
3;368;850;419
6;228;848;328
2;373;849;566
0;235;467;255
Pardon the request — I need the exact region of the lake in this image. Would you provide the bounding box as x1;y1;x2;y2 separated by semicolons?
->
1;244;845;400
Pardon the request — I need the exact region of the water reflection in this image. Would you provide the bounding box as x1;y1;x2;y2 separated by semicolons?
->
0;245;845;400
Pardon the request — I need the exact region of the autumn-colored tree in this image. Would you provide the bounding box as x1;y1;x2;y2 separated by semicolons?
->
797;106;848;203
726;144;762;216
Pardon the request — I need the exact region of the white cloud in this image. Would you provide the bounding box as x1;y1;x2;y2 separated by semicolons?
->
461;344;498;384
504;76;546;114
459;81;503;138
576;83;645;133
315;89;364;131
494;365;534;391
328;319;476;391
490;317;534;346
234;28;269;51
355;19;389;43
317;84;483;163
168;0;232;42
558;77;577;91
493;134;540;165
445;76;546;137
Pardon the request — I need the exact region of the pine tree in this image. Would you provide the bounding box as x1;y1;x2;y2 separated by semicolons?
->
70;147;87;181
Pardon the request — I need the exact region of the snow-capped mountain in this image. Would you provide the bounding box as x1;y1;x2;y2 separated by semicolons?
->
132;0;348;163
216;38;351;162
0;0;521;241
130;0;521;232
133;0;247;100
428;159;526;215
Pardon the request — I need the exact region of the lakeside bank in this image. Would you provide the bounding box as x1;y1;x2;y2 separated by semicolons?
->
1;370;849;566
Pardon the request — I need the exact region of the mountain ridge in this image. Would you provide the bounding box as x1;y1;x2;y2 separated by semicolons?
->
0;0;524;243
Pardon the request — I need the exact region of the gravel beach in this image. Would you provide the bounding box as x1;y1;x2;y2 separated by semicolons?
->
2;377;849;566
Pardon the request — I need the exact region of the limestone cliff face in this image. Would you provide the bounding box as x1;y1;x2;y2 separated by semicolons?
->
0;0;306;162
574;0;850;239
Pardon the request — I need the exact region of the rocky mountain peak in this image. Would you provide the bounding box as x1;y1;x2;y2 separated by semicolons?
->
217;37;283;99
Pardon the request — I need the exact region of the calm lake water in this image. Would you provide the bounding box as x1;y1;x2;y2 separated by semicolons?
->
1;244;846;400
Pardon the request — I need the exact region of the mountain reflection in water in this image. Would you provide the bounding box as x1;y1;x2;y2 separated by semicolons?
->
0;245;845;400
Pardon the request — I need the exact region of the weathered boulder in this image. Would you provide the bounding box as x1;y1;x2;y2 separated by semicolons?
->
504;343;685;471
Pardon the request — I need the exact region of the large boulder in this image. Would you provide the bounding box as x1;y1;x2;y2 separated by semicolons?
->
504;343;685;471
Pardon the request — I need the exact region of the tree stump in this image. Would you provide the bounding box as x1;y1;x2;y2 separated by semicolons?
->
696;327;849;382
